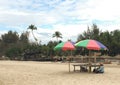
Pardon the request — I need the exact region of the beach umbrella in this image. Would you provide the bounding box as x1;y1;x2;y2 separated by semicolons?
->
54;41;75;72
54;41;75;51
75;39;108;72
75;39;107;50
75;39;108;62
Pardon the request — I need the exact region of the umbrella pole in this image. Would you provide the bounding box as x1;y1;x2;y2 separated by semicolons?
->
88;50;91;73
69;60;70;72
94;56;96;63
69;50;72;72
89;50;91;63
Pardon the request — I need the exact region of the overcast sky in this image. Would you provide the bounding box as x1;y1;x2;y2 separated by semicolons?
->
0;0;120;44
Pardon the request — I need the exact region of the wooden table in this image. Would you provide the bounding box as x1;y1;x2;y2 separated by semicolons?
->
73;64;88;72
73;64;100;72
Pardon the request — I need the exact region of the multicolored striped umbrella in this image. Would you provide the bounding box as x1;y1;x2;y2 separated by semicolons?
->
54;41;75;72
54;41;75;51
75;39;107;50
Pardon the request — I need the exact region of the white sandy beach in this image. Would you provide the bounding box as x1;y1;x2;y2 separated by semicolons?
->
0;61;120;85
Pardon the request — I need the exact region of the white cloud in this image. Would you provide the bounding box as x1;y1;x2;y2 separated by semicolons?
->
31;24;88;44
85;0;120;21
0;0;120;44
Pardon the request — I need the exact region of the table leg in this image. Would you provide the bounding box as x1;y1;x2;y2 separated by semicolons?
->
80;66;81;72
74;66;75;72
89;66;91;73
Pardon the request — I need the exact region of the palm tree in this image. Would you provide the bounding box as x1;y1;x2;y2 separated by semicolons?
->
27;24;37;42
52;31;62;42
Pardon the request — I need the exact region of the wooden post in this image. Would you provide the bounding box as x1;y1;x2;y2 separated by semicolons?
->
68;50;73;72
89;65;91;73
89;50;91;63
88;50;92;73
69;60;70;72
94;56;96;63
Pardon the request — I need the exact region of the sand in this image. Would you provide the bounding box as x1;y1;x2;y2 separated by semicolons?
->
0;61;120;85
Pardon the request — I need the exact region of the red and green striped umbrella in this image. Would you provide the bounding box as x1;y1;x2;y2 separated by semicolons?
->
54;41;75;72
75;39;107;50
54;41;75;51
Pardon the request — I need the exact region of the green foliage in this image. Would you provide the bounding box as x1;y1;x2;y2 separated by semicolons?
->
77;24;120;56
19;31;29;43
0;24;120;60
5;47;22;60
77;24;101;41
53;31;62;42
1;30;19;43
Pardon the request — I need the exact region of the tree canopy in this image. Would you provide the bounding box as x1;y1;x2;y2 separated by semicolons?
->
0;24;120;60
52;31;62;42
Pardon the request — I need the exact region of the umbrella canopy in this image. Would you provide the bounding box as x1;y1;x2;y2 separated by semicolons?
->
75;39;107;50
54;41;75;51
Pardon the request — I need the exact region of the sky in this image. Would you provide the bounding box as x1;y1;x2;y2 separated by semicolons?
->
0;0;120;44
